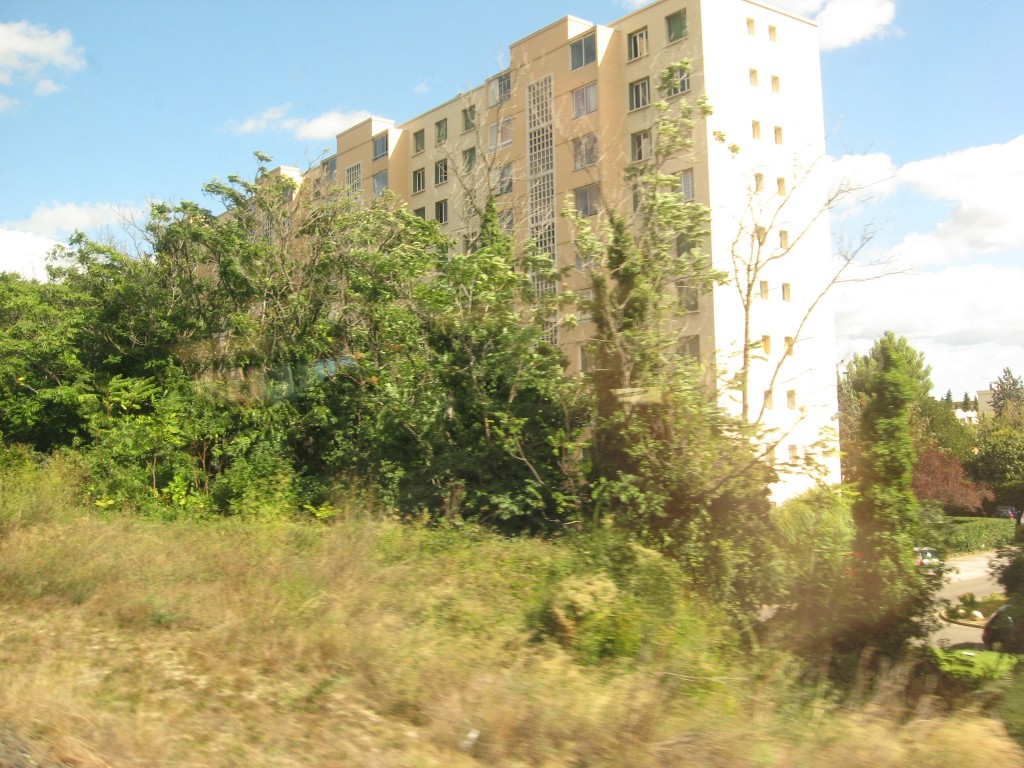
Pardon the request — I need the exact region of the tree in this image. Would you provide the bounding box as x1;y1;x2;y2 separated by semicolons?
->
839;336;932;654
991;367;1024;427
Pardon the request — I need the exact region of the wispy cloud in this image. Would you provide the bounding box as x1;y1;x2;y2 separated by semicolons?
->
0;93;16;112
413;79;430;96
229;104;373;141
771;0;897;51
4;201;142;240
0;21;84;102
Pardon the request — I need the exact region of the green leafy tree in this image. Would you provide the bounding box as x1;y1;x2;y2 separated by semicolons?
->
991;367;1024;428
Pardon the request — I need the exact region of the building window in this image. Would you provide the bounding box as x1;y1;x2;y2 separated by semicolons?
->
372;169;388;197
755;226;767;245
463;146;476;171
677;279;699;312
747;18;756;36
345;163;361;196
412;167;425;193
759;280;769;299
575;242;595;271
576;287;594;322
572;82;598;118
782;282;791;301
780;231;790;249
754;173;764;192
666;65;690;96
627;28;648;60
680;335;700;359
630;130;651;162
435;199;448;224
434;159;448;186
771;75;780;93
784;336;794;356
774;125;783;144
570;32;596;70
666;10;687;42
580;342;593;374
680;168;695;201
752;120;761;139
489;71;511;105
495;164;512;195
777;177;786;196
372;133;388;160
489;118;512;149
574;183;599;216
787;389;797;409
749;68;758;87
628;77;650;111
435;118;448;145
462;105;476;132
764;390;774;410
413;207;426;219
573;133;598;169
762;335;772;354
499;209;514;232
769;25;777;42
324;157;337;181
413;129;425;154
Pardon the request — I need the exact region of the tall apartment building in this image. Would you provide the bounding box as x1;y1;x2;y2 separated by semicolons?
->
275;0;842;500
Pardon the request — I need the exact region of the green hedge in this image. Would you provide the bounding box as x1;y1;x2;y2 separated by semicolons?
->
946;517;1019;554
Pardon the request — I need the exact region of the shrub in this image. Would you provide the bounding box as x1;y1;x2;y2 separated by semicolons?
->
946;517;1018;554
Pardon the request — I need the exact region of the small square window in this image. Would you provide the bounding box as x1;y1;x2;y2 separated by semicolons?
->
752;120;761;139
463;146;476;171
782;281;791;301
666;66;690;97
679;168;695;201
771;75;780;93
572;82;598;118
749;68;758;87
777;177;786;196
762;335;772;354
434;159;448;186
631;130;651;162
435;199;448;224
573;133;598;169
372;169;388;196
627;28;648;60
413;207;426;219
574;183;600;217
629;77;650;110
570;32;597;70
372;133;388;160
413;129;425;154
489;72;511;105
412;167;425;194
774;126;783;144
495;164;512;195
759;280;769;299
462;105;476;132
666;10;687;42
489;118;512;149
435;118;448;145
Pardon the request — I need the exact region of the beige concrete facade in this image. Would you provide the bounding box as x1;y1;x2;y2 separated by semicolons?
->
286;0;842;500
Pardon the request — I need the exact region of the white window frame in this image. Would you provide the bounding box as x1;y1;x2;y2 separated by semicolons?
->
435;118;448;145
372;133;388;160
573;133;598;169
435;199;448;224
680;168;695;201
666;66;690;97
372;169;388;197
495;164;512;195
628;78;650;111
489;118;512;150
630;130;651;162
570;32;596;70
412;129;425;154
412;167;425;193
434;158;448;186
574;183;599;217
627;27;648;60
572;82;598;118
489;72;511;105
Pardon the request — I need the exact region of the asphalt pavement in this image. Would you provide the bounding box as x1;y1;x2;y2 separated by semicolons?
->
931;550;1001;648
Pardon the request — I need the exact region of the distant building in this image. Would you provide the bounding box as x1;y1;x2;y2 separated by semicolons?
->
955;408;979;426
978;389;994;418
270;0;841;500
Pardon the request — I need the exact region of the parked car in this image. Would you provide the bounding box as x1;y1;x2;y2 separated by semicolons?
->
913;547;942;572
982;604;1022;652
993;505;1019;519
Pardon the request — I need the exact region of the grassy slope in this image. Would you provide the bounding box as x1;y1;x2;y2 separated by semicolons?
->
1;455;1023;767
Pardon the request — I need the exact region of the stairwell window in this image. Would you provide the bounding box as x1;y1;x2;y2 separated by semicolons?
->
666;10;687;42
435;118;448;145
570;32;596;70
372;169;388;197
372;133;388;160
572;82;598;118
629;77;650;111
627;27;648;60
489;72;511;105
413;129;425;154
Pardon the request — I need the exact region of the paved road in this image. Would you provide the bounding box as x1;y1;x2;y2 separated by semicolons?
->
931;550;1000;648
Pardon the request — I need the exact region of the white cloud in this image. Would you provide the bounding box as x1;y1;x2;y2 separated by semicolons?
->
0;93;16;111
0;228;59;280
413;79;430;96
4;201;141;240
772;0;896;51
33;78;62;95
0;19;83;85
835;263;1024;397
230;104;373;141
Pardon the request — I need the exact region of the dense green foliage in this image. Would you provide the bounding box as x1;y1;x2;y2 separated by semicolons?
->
944;517;1019;554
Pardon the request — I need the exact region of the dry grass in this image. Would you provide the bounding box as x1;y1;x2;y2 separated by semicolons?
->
0;457;1022;766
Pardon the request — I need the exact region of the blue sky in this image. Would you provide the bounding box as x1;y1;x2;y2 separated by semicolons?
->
1;0;1022;399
